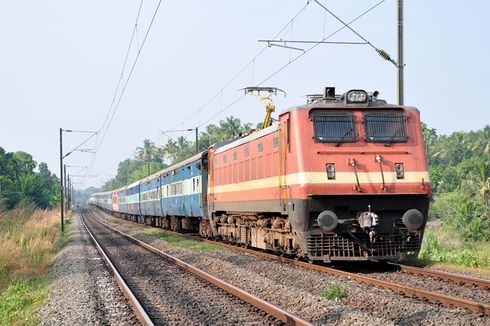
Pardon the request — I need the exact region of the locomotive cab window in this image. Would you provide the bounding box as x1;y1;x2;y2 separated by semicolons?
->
363;111;408;143
311;111;356;143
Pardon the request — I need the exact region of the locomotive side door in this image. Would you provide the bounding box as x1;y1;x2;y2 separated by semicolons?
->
279;113;290;212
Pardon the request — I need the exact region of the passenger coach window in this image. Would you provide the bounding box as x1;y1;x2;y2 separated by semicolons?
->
364;111;408;143
311;111;356;143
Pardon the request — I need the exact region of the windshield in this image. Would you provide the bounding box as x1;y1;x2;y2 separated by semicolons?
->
311;111;356;143
364;111;407;143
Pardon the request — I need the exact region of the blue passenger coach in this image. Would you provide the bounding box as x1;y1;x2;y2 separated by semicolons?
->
116;186;126;214
125;181;141;216
89;151;208;232
160;152;207;220
140;171;163;217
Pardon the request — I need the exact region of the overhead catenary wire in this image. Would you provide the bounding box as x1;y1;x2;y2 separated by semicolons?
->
98;0;163;152
63;132;98;159
166;1;312;133
312;0;397;66
162;2;312;144
99;0;145;142
86;0;163;178
258;0;387;86
192;0;388;130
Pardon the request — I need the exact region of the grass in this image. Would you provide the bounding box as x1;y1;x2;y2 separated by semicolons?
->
0;278;51;325
0;203;68;325
323;283;348;301
146;228;223;252
418;224;490;276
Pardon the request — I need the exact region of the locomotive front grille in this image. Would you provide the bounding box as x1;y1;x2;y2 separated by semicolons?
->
307;232;421;260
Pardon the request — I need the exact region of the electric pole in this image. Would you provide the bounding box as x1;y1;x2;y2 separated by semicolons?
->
195;127;199;155
59;128;64;232
67;175;71;209
64;165;67;213
397;0;404;105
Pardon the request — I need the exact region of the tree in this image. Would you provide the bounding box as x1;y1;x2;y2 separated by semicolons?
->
425;125;490;241
0;147;58;210
135;139;158;163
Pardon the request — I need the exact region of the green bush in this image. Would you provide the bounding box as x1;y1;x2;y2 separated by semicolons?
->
464;216;490;241
0;278;50;325
323;283;348;301
419;229;486;268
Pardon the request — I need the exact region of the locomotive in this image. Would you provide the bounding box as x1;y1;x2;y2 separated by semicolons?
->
90;87;431;262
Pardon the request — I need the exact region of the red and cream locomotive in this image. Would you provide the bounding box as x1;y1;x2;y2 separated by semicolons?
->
204;87;431;262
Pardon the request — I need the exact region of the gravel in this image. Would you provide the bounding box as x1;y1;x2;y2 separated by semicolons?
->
83;211;281;325
366;269;489;305
38;213;139;325
93;208;490;326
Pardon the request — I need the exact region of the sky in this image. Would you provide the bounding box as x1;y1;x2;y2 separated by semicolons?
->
1;1;489;188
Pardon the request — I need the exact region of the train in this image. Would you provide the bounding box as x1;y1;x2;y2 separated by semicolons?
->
89;87;431;262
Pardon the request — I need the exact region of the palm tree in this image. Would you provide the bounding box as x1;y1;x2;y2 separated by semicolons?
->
219;116;242;139
135;139;157;162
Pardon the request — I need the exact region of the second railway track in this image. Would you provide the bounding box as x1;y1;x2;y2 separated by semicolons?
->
80;208;312;326
90;207;490;317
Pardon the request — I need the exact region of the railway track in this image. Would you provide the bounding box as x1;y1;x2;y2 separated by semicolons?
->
210;246;489;314
90;208;490;317
203;239;490;316
389;262;490;288
80;208;312;326
80;209;153;326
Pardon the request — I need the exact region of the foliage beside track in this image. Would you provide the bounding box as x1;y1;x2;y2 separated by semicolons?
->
0;204;68;324
419;228;490;268
420;124;490;268
0;147;59;211
323;283;348;301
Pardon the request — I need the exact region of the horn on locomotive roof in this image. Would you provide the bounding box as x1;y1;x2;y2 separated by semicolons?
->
241;87;286;129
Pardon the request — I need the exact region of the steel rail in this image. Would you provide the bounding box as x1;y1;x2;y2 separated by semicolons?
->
86;209;313;326
90;208;490;316
389;263;490;289
198;240;490;316
202;242;490;315
79;210;154;326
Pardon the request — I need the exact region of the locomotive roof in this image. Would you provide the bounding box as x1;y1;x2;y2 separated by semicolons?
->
213;122;279;154
279;101;417;115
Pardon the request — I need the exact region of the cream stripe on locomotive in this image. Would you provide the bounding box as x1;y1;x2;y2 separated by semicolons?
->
211;171;430;194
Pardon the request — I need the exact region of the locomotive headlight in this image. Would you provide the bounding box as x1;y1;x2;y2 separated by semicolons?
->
402;209;424;230
346;90;367;103
395;163;404;179
326;163;336;179
318;210;338;232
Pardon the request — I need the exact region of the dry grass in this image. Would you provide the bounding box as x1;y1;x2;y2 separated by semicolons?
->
0;204;62;290
0;203;67;324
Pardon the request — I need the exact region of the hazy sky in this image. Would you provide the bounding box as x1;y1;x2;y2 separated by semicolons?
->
1;1;489;188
